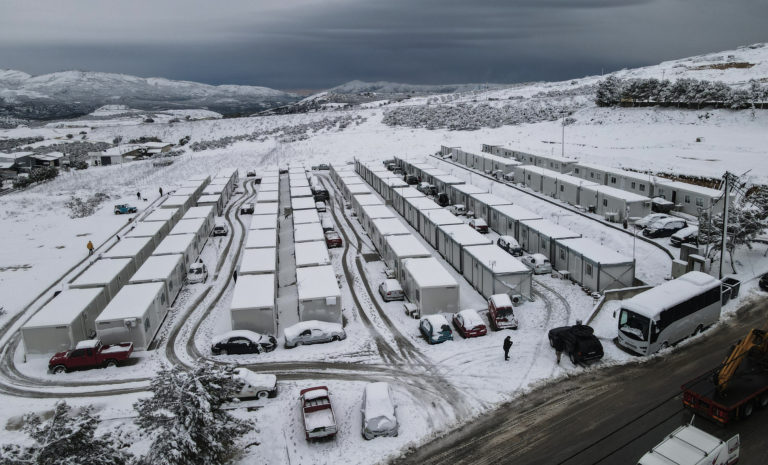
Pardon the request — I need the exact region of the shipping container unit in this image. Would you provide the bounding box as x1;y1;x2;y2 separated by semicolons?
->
152;234;199;269
143;207;182;229
379;178;409;202
419;167;448;186
436;224;492;273
169;218;210;255
289;166;305;174
462;244;533;300
161;194;195;215
572;163;651;197
330;164;355;184
182;205;216;237
296;265;342;324
259;183;279;193
295;240;331;268
372;172;400;196
293;208;321;225
553;238;635;292
133;214;172;239
370;218;411;254
352;194;384;219
197;193;225;216
252;201;279;216
216;167;239;189
452;149;469;166
180;177;210;200
125;220;168;247
489;204;542;240
419;208;463;249
293;222;325;243
653;179;728;216
344;182;373;203
448;183;486;208
440;145;460;157
390;187;425;217
102;236;155;270
518;219;581;262
401;257;459;316
466;192;510;224
248;213;278;231
383;234;432;281
129;254;186;305
516;152;577;174
290;177;310;188
244;228;278;249
292;196;317;211
481;153;522;176
547;173;600;205
290;186;313;198
579;184;652;222
172;187;199;199
203;183;230;207
238;247;278;276
262;176;280;185
359;204;397;234
432;173;465;197
257;190;279;203
403;196;442;229
338;176;365;201
515;166;560;192
70;258;135;301
95;282;167;351
21;288;107;355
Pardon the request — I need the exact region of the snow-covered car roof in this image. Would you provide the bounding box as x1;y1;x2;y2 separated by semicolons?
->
212;330;270;346
381;279;402;291
302;387;329;401
470;218;487;226
75;339;100;350
233;368;277;389
284;320;342;339
498;235;520;246
672;226;698;238
457;309;484;328
422;314;450;328
490;294;513;308
364;382;395;423
528;253;549;262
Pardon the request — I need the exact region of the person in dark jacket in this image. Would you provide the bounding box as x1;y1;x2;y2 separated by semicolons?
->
159;187;163;196
233;269;238;282
503;336;513;361
554;336;565;364
136;191;141;200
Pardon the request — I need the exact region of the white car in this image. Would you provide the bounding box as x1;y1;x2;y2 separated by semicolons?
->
232;368;277;400
378;279;404;301
212;221;229;237
315;201;327;212
283;320;346;348
449;204;466;216
362;382;398;439
520;253;552;274
635;213;669;229
187;261;208;284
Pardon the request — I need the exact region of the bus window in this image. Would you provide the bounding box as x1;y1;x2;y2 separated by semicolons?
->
619;309;649;341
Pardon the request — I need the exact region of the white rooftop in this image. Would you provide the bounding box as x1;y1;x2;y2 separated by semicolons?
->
294;222;325;242
96;282;165;321
297;265;341;300
260;183;279;192
552;172;600;187
126;221;166;238
24;289;104;328
405;196;441;211
162;195;192;208
130;254;183;282
170;217;206;235
623;272;721;319
361;204;396;220
239;248;277;274
528;153;577;164
347;184;372;195
262;176;279;184
482;153;522;165
248;214;278;231
581;184;650;202
290;178;309;187
245;228;277;249
422;167;448;176
469;192;510;206
655;179;724;198
519;165;562;178
154;234;196;255
439;224;492;246
173;187;198;197
432;174;465;185
453;184;487;195
490;204;542;221
341;175;364;185
257;191;279;203
295;241;331;267
421;208;464;226
290;186;313;198
386;234;432;258
187;174;211;182
464;245;530;273
252;202;279;215
392;187;424;199
71;258;132;286
292;197;316;210
557;238;633;265
384;178;409;188
202;184;225;195
102;237;153;259
143;208;178;223
197;194;221;204
403;257;458;288
520;219;581;240
372;218;410;236
293;209;321;225
183;205;214;220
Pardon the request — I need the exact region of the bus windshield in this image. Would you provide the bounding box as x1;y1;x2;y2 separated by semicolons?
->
619;309;650;341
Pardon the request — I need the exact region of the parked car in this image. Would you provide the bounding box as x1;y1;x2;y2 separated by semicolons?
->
448;204;467;216
386;163;397;171
670;226;699;247
436;192;449;207
487;294;519;330
300;386;337;440
635;213;670;229
240;203;255;215
317;164;330;171
187;261;208;284
503;173;515;183
325;230;342;248
404;174;419;185
361;382;398;439
254;176;262;184
760;273;768;292
520;253;552;274
211;330;277;355
114;204;137;214
246;170;257;177
378;279;404;301
213;221;229;237
49;339;133;374
417;182;437;196
232;368;277;399
314;190;329;202
321;217;335;232
315;201;327;212
284;321;346;348
452;309;487;338
392;167;404;175
643;217;687;238
497;235;523;257
548;323;604;365
419;314;453;344
469;218;489;233
382;159;396;167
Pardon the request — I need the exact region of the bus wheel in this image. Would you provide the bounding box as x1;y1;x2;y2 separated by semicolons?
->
660;342;669;352
742;402;754;418
759;396;768;409
692;325;704;337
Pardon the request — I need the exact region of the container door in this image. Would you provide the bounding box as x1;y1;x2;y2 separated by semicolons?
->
483;268;493;298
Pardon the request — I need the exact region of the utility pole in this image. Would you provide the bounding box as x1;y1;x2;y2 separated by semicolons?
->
561;118;566;158
719;172;732;279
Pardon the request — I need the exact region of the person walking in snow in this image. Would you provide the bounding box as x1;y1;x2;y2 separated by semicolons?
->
159;187;163;196
86;240;94;256
503;336;513;361
233;269;238;283
136;191;141;200
554;335;565;364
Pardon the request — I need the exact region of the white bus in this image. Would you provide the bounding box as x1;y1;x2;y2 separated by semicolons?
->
617;271;722;356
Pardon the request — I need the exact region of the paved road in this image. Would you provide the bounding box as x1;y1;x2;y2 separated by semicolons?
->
397;299;768;465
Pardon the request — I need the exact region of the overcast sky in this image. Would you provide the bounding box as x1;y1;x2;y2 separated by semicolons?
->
0;0;766;90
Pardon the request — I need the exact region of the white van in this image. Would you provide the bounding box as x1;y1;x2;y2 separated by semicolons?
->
638;423;739;465
361;382;398;440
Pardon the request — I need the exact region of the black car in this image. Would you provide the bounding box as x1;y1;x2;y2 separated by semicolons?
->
642;218;687;238
211;330;277;355
760;273;768;292
548;324;604;365
317;164;330;171
436;192;449;207
404;174;419;185
314;190;329;202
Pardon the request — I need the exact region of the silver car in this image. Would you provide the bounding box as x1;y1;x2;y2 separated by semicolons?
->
283;320;346;348
362;382;398;439
520;253;552;274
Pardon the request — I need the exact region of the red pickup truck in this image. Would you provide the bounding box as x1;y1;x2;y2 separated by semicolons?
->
48;339;133;374
300;386;338;440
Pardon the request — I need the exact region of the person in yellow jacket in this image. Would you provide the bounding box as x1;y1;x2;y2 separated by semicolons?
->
87;240;94;256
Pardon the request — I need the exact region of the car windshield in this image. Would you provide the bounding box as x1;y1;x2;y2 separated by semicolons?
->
496;307;514;318
190;268;202;274
440;324;451;333
619;309;649;341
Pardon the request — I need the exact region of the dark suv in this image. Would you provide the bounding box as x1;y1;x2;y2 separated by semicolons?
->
548;324;604;365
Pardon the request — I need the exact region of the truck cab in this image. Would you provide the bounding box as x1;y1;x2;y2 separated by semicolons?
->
488;294;519;330
638;423;739;465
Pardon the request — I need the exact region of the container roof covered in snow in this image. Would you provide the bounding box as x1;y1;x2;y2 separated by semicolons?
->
103;237;153;259
348;184;372;194
520;219;580;240
354;194;383;207
260;183;279;192
183;206;214;220
296;265;340;300
144;208;178;222
173;187;198;197
71;258;132;286
464;245;530;273
293;209;321;225
384;178;408;188
239;248;277;273
131;254;183;282
528;153;576;164
252;202;279;215
249;214;278;230
482;153;522;165
405;196;441;211
154;234;196;255
170;217;206;235
439;224;492;246
340;175;364;184
24;289;104;328
161;195;192;208
245;228;277;248
403;257;457;288
575;162;651;181
655;179;724;198
295;241;331;267
290;186;313;197
386;234;431;258
202;184;225;194
580;184;650;202
469;192;510;206
557;238;633;265
290;178;309;187
453;184;487;195
181;178;208;188
257;191;279;202
96;282;165;321
262;176;279;184
490;204;542;221
392;187;425;199
372;218;410;236
433;174;465;185
361;204;396;219
422;167;448;176
622;271;721;319
187;174;211;182
519;165;562;178
552;172;600;187
197;194;221;204
292;197;317;210
126;221;166;238
420;208;463;226
293;222;324;242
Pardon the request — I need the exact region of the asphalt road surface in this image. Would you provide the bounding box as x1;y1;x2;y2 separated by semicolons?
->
397;299;768;465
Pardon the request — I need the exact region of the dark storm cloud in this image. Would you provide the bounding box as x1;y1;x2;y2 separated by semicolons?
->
0;0;766;89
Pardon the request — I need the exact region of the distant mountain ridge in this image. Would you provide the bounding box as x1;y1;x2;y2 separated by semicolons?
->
327;80;511;95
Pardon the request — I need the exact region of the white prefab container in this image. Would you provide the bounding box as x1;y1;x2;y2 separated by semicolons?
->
518;152;577;174
553;238;635;291
466;193;510;224
197;193;224;216
547;173;599;205
296;265;342;324
462;245;532;300
420;167;448;186
432;174;465;196
436;224;492;273
401;257;459;316
21;288;107;355
573;163;654;198
390;187;425;217
295;240;331;268
180;177;209;199
153;233;199;269
143;207;181;229
448;184;486;207
653;180;728;216
125;220;168;247
359;204;397;234
419;208;463;249
129;254;186;305
70;258;135;301
169;218;209;255
203;182;231;206
352;194;384;219
482;153;521;175
249;214;278;231
380;178;408;202
161;194;195;214
383;234;432;280
294;222;325;243
293;209;321;225
257;191;279;203
102;236;155;270
239;247;277;275
182;205;216;237
518;219;581;262
403;196;441;230
345;183;372;201
370;218;411;254
290;177;309;188
95;282;167;351
292;197;316;210
245;228;278;249
516;166;560;192
252;202;279;216
262;176;279;185
260;183;279;193
579;185;651;222
173;187;199;198
290;186;313;198
489;204;542;240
